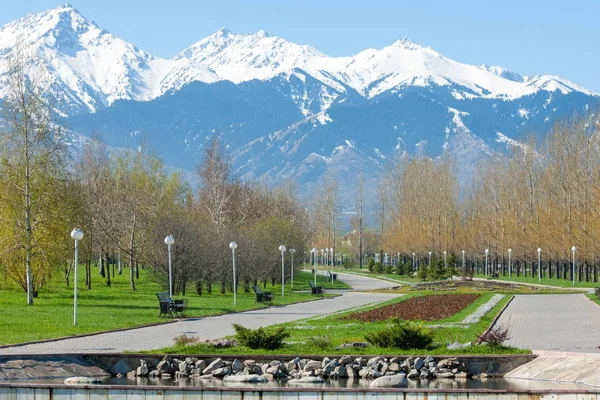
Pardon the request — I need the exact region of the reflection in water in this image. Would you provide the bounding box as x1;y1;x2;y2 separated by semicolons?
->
9;376;600;391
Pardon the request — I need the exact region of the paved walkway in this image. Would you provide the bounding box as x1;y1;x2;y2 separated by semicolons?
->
495;294;600;352
0;273;398;355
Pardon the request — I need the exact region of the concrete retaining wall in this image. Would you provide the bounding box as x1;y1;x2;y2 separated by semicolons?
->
1;384;599;399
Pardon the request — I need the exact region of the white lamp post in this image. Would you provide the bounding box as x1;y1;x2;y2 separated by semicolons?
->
229;241;238;305
572;246;576;287
412;252;416;269
443;251;447;269
330;247;334;283
164;235;175;298
485;249;489;276
279;245;286;297
312;248;319;285
429;251;432;266
461;250;465;271
508;248;512;278
290;249;296;289
321;249;325;266
537;248;542;283
70;228;84;326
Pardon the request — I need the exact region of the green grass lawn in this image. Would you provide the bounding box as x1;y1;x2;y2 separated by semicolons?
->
0;268;347;346
337;268;421;283
473;273;598;288
155;291;528;356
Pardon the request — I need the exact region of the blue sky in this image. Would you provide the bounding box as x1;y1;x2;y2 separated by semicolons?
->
2;0;599;92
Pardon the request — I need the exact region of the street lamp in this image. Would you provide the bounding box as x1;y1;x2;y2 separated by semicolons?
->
312;248;319;285
164;235;175;298
279;245;286;297
537;248;542;283
229;241;238;305
412;252;416;269
443;251;447;269
321;249;325;266
461;250;465;271
330;247;334;283
289;249;296;289
485;249;489;276
508;248;512;278
428;251;432;266
572;246;576;287
70;228;84;326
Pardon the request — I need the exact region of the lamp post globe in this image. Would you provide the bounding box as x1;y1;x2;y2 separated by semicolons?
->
71;228;84;326
164;235;175;298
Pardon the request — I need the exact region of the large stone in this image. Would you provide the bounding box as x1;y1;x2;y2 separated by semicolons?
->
136;366;149;377
266;365;280;375
335;342;369;351
185;357;198;365
367;357;383;367
231;359;242;373
369;375;408;388
223;374;268;383
388;362;401;372
321;357;331;368
64;377;102;385
436;371;455;379
203;358;225;375
303;360;321;372
331;365;347;379
156;360;170;373
413;357;424;370
288;377;326;384
212;366;232;377
194;360;206;371
339;355;355;365
407;369;419;379
178;361;191;373
437;358;458;369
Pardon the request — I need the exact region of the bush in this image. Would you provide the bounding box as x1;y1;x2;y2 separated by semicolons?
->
395;262;411;276
364;319;434;349
478;325;511;346
232;324;290;350
367;257;375;272
375;262;384;273
384;264;394;274
306;335;331;350
174;334;198;346
417;263;428;280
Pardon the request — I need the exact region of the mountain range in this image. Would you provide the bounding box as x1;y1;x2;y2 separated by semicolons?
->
0;3;597;212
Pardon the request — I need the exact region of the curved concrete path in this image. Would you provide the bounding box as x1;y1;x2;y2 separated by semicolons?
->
495;294;600;352
0;274;398;355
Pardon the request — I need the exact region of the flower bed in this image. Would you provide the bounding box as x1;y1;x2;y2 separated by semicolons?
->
342;294;480;322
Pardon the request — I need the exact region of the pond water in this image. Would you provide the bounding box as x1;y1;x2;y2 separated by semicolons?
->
6;376;599;392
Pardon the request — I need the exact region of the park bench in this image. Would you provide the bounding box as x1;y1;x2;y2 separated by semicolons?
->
252;285;273;305
156;292;188;318
309;281;323;295
327;270;337;281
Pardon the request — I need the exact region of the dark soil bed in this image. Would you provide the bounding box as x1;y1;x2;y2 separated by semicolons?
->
343;294;480;322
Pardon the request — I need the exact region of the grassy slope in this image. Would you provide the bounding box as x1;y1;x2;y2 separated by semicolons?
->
0;268;348;345
473;273;597;288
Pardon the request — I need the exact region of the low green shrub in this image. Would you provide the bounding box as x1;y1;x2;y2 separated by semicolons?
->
367;257;375;272
364;319;434;349
232;323;290;350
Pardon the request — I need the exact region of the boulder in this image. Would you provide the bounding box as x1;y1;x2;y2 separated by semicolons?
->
64;377;102;385
339;355;355;365
369;375;408;388
203;358;225;375
175;371;188;379
346;366;356;379
407;369;419;379
211;366;232;377
231;359;242;373
388;362;401;372
335;342;369;350
136;366;149;377
178;361;190;373
223;374;268;383
413;357;424;370
194;360;206;371
367;356;383;367
156;360;170;373
303;360;321;372
321;357;331;368
288;377;326;384
436;371;455;379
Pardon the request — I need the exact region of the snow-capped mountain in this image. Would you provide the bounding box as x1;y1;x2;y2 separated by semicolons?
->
1;4;598;211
